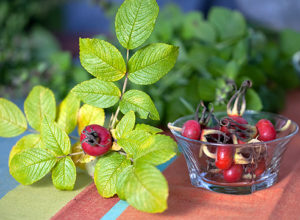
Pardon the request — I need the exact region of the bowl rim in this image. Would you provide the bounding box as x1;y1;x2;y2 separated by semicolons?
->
169;110;299;147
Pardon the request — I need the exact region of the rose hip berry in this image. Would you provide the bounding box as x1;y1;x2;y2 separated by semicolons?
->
256;119;276;141
215;146;233;170
182;120;201;140
254;159;266;177
223;164;243;182
80;124;112;156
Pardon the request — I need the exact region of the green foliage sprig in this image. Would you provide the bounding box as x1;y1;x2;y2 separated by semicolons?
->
1;0;179;213
0;0;90;99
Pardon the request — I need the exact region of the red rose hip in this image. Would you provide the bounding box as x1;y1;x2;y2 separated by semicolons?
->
182;120;201;140
254;159;266;177
215;146;233;170
256;119;276;141
80;124;112;156
223;164;243;182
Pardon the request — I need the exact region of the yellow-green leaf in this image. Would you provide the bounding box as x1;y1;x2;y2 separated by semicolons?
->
41;116;71;156
52;156;76;190
24;86;56;131
116;165;133;200
71;79;121;108
9;148;57;185
128;43;179;85
9;134;42;166
56;93;80;134
115;0;159;49
0;98;27;137
135;134;177;166
118;130;151;156
116;111;135;139
77;104;105;135
134;124;162;134
122;162;168;213
79;38;126;81
94;152;131;198
120;90;159;120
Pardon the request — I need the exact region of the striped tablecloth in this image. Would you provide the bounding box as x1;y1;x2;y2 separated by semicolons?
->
1;90;300;220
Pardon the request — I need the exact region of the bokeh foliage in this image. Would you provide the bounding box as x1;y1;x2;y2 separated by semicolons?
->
0;0;90;99
129;4;300;123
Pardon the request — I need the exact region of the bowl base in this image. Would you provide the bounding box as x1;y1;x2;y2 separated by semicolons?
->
190;172;278;195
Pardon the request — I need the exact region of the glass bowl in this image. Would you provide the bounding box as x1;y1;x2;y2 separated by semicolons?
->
169;111;299;195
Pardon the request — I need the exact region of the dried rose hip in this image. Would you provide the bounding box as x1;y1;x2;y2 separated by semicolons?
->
80;124;112;156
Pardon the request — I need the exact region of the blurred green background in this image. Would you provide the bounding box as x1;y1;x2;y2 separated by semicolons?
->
1;0;300;124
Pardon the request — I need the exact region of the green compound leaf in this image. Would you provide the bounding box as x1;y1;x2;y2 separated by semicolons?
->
121;162;169;213
120;90;159;120
0;98;27;137
208;7;246;41
135;134;177;166
71;79;121;109
128;43;179;85
246;89;263;111
94;152;131;198
56;93;80;134
24;86;56;132
41;116;71;156
9;134;42;166
118;130;151;156
79;38;126;81
9;148;57;185
52;156;76;190
116;111;135;139
116;165;133;200
77;104;105;135
115;0;159;49
134;124;162;134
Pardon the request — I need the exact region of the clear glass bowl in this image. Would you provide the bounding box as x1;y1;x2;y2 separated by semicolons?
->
169;111;299;195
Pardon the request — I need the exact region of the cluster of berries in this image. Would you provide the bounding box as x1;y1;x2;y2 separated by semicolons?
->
169;81;282;183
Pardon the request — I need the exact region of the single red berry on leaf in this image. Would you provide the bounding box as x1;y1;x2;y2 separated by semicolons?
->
80;124;112;156
223;164;243;182
256;119;276;142
215;146;233;170
182;120;201;140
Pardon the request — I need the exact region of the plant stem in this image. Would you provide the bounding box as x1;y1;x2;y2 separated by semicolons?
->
27;128;38;133
110;49;130;129
56;151;84;159
117;150;134;162
69;135;80;141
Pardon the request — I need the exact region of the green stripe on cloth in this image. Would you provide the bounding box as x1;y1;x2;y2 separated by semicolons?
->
0;171;92;220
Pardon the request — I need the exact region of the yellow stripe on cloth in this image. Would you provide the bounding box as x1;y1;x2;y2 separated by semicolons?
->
0;171;92;220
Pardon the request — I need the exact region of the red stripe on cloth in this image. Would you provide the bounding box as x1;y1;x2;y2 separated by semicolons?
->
51;183;120;220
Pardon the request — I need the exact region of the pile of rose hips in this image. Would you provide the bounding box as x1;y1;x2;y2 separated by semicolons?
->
169;80;284;183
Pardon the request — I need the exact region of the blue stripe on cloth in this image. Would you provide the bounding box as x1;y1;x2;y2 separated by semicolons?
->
0;100;27;199
100;156;177;220
0;133;29;199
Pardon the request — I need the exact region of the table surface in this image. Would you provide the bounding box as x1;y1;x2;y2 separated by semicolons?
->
1;90;300;220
